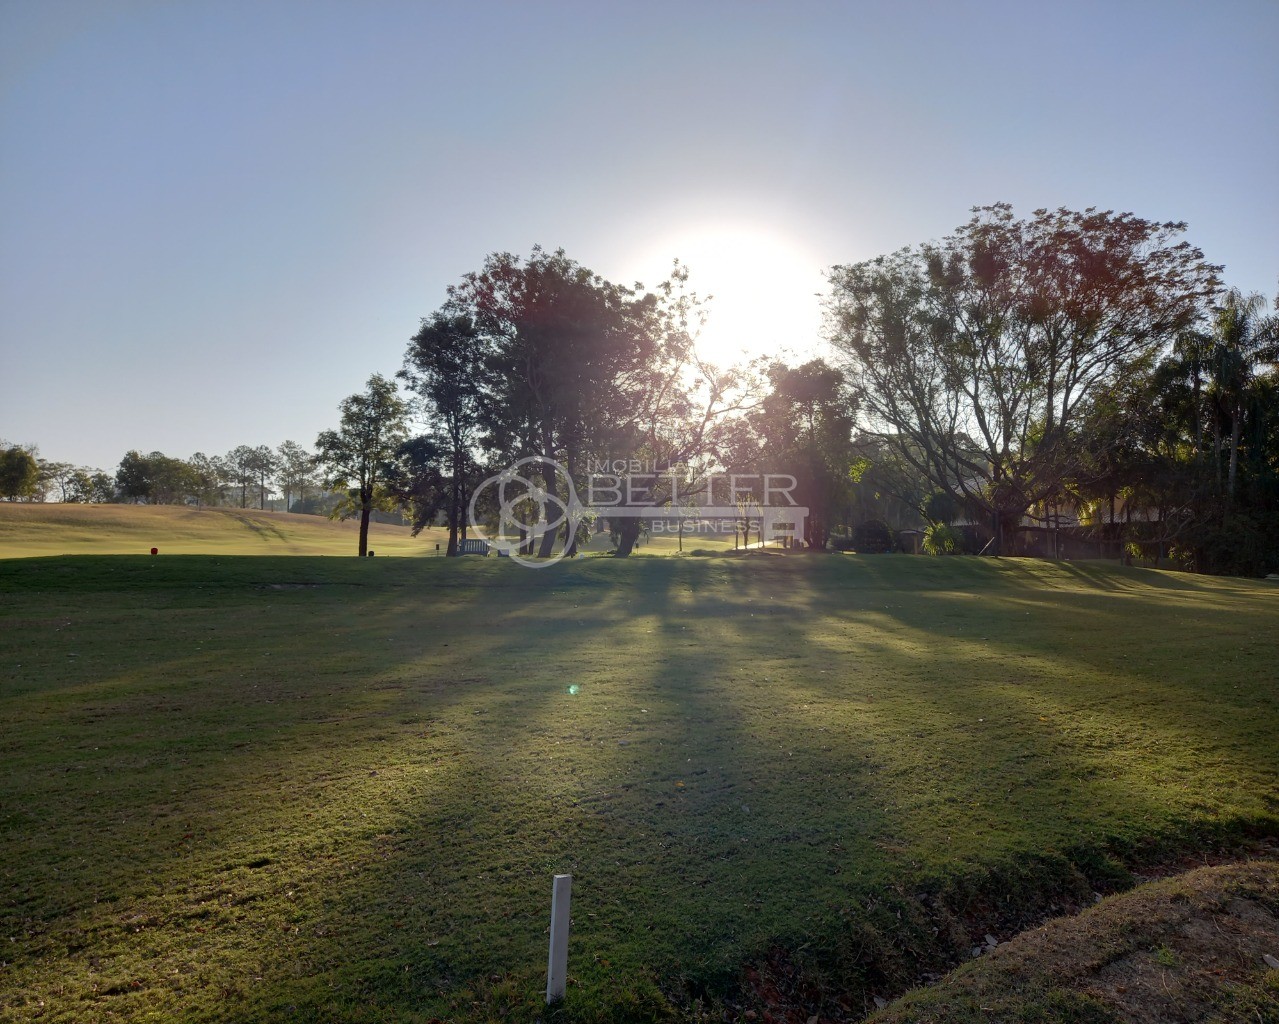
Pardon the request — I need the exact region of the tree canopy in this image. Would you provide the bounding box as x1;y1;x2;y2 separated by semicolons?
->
315;373;409;556
400;312;487;556
0;447;39;502
826;204;1222;552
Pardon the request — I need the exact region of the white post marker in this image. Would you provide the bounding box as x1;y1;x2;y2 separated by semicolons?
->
546;873;572;1004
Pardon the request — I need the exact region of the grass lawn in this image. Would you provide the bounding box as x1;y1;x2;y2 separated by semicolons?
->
1;553;1276;1022
0;505;447;559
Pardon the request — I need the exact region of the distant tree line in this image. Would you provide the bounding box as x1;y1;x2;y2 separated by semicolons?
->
340;209;1272;573
0;440;336;515
826;205;1277;575
12;204;1275;575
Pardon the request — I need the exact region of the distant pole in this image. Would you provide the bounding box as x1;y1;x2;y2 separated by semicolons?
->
546;874;572;1004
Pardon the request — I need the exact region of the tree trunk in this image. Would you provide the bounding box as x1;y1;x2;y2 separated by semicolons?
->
447;474;460;556
446;512;459;556
1192;367;1204;461
1212;412;1223;495
562;452;579;558
1227;401;1243;506
536;458;559;559
613;518;642;557
358;492;371;556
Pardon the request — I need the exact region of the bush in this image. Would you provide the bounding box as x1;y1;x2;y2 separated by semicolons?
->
1186;510;1279;577
923;523;958;555
852;520;894;553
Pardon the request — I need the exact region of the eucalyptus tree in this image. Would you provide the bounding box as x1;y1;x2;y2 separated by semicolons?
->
224;445;256;508
243;446;276;509
37;461;76;503
276;441;315;513
186;453;225;507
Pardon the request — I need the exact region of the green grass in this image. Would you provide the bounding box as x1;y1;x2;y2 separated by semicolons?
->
1;554;1276;1022
0;504;447;558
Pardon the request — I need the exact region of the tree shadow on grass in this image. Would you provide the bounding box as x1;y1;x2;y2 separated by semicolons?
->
4;555;1276;1023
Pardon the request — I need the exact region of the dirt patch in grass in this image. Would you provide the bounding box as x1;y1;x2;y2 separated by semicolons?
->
863;859;1279;1024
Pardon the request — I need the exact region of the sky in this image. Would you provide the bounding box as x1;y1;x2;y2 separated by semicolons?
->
2;0;1276;471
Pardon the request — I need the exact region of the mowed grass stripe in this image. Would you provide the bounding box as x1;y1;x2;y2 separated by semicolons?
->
0;504;446;558
0;555;1276;1022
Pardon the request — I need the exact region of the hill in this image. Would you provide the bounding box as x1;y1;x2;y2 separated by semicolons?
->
0;503;445;557
0;502;746;558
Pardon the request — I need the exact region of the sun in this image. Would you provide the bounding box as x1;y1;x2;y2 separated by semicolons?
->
629;222;830;370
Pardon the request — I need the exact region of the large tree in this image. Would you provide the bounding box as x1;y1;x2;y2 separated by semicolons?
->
0;447;39;501
114;450;195;504
67;469;115;504
400;312;488;556
276;441;315;513
224;446;256;508
114;450;153;503
383;435;449;539
186;453;225;507
247;445;277;510
37;461;76;503
444;247;681;557
826;204;1221;554
314;374;409;556
748;359;856;549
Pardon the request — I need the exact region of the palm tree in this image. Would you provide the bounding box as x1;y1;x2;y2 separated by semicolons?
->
1210;289;1278;504
1172;326;1212;463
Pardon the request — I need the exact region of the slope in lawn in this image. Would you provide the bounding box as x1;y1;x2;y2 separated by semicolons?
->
1;554;1276;1023
0;503;444;557
869;860;1279;1023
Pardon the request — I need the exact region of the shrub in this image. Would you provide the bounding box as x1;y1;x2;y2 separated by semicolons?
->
852;520;894;553
1185;510;1279;577
923;523;958;555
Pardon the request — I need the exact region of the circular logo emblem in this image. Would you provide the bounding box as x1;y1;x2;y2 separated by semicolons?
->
468;457;584;568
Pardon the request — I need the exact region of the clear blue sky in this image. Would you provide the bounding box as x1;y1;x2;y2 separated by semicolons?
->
3;0;1276;471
